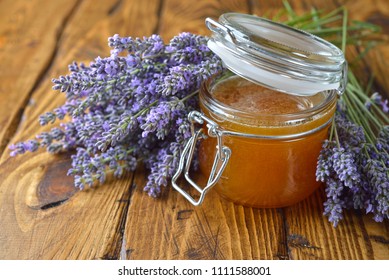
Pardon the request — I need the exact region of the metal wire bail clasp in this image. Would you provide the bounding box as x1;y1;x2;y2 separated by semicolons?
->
172;111;231;206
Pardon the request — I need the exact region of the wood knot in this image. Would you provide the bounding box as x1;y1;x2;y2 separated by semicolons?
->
177;209;194;220
288;234;321;250
36;156;78;209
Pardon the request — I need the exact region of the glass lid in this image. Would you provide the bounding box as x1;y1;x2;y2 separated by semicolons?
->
206;13;347;96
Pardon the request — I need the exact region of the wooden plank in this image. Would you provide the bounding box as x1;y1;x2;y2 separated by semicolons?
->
0;0;161;259
0;0;78;156
158;0;251;39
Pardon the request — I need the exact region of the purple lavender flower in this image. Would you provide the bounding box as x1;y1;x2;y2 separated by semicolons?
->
140;102;172;139
368;92;389;113
316;140;335;182
104;60;119;76
332;147;360;188
9;140;39;156
143;141;188;197
335;114;366;148
323;179;346;227
364;157;389;222
317;140;359;226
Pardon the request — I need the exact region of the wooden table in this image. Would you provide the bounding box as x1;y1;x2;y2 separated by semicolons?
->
0;0;388;260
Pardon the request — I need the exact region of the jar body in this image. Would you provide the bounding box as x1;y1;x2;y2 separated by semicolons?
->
198;73;337;208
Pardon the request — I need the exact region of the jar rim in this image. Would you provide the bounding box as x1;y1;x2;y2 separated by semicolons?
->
200;72;338;122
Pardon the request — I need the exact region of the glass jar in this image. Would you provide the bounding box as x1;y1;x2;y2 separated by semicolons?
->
197;72;337;207
172;13;347;207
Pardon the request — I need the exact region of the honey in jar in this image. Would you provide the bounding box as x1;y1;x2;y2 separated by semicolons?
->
198;74;337;207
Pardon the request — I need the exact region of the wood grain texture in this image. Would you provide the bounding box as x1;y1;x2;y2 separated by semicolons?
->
0;152;133;259
0;0;388;260
0;0;160;259
124;168;287;260
0;0;79;156
158;0;251;39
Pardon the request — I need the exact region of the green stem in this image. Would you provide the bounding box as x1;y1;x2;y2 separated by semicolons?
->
272;9;287;22
329;117;336;141
341;7;348;54
347;71;363;92
133;100;158;119
294;6;343;28
342;92;375;143
342;94;359;124
120;89;199;131
348;84;389;123
365;73;375;94
306;25;374;35
300;14;343;30
282;0;297;20
284;11;319;26
180;90;199;103
333;120;341;148
346;86;385;129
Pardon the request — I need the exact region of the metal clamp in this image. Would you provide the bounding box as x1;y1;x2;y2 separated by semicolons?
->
171;111;231;206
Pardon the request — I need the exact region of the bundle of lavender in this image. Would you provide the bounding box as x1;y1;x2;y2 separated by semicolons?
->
10;33;222;198
10;3;388;226
281;3;388;225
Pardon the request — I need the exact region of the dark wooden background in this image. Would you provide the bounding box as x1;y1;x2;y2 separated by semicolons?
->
0;0;388;259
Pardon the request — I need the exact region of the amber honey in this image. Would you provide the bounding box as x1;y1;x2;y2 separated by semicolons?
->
198;74;337;208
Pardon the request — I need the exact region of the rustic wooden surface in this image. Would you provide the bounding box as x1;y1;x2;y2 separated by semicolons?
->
0;0;388;260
